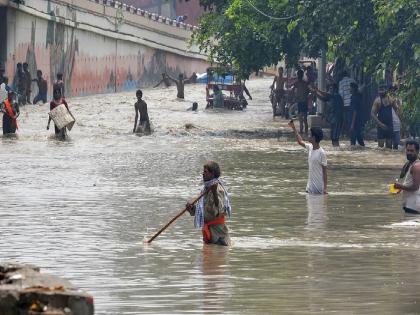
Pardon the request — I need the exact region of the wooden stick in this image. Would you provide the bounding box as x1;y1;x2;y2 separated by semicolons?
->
145;186;212;244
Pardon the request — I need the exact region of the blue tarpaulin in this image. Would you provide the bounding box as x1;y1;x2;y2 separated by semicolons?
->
196;73;233;84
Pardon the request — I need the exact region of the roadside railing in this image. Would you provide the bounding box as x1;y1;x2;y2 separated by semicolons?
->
88;0;199;31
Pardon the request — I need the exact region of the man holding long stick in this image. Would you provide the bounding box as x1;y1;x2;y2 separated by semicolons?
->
187;161;232;246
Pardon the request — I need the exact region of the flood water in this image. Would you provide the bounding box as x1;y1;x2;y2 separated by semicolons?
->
1;77;419;314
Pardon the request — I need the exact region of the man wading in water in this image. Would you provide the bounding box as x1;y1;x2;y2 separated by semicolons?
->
394;140;420;214
47;85;69;139
1;91;20;135
133;89;151;134
167;73;188;99
371;84;398;149
289;120;328;194
270;66;286;116
186;161;232;246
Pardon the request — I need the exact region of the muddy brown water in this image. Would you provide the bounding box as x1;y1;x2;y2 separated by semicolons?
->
1;78;419;314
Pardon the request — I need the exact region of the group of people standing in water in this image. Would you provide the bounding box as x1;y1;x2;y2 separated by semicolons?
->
287;117;420;215
290;120;420;226
1;69;419;247
1;63;68;138
0;83;70;139
270;65;419;219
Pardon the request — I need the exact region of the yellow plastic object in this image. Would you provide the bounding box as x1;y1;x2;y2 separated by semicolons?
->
389;183;400;194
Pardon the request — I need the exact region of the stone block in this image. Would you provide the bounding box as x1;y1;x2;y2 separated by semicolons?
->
0;263;94;315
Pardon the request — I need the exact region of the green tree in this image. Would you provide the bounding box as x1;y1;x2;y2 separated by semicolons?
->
191;0;298;79
373;0;419;132
192;0;419;129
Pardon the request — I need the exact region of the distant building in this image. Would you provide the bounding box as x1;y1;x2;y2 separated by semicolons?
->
174;0;203;26
120;0;204;26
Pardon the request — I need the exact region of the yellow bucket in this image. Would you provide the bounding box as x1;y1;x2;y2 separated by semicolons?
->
389;183;400;194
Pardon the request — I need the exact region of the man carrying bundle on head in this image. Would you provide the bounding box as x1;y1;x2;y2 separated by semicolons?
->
186;161;232;246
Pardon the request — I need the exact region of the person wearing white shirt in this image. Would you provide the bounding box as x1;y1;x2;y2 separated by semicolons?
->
289;120;328;194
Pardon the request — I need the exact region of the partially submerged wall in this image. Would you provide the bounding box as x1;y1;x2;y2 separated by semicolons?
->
2;0;208;97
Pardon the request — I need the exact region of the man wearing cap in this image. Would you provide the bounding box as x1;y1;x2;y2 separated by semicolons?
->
371;84;398;149
1;91;20;134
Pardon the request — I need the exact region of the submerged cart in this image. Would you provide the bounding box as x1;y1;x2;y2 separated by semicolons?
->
205;67;247;111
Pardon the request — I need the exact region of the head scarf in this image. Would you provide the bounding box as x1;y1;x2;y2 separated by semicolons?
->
194;178;232;228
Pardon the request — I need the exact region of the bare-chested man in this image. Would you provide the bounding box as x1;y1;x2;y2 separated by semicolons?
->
371;84;399;149
133;89;151;134
32;70;48;104
394;140;420;214
292;69;310;134
234;80;252;108
270;67;287;116
167;73;189;99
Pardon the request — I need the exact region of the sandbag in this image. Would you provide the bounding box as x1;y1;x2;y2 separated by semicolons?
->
49;104;75;130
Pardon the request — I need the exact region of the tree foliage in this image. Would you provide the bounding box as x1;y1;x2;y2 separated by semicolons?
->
191;0;297;78
373;0;419;129
191;0;419;127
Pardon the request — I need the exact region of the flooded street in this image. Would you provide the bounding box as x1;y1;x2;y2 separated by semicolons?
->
1;77;419;314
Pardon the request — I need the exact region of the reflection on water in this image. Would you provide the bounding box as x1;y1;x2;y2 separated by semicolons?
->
195;245;231;314
306;194;328;230
1;78;419;314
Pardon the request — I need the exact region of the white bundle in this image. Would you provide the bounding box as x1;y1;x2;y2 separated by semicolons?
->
49;104;75;130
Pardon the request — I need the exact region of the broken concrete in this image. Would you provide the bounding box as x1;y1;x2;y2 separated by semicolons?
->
0;262;94;315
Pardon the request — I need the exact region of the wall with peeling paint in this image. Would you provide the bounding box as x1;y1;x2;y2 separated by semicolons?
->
2;0;208;98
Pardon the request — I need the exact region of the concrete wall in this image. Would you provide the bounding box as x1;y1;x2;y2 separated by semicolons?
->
3;0;208;97
0;7;6;67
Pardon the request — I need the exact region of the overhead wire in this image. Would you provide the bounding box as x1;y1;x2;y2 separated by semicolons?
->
243;0;297;21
